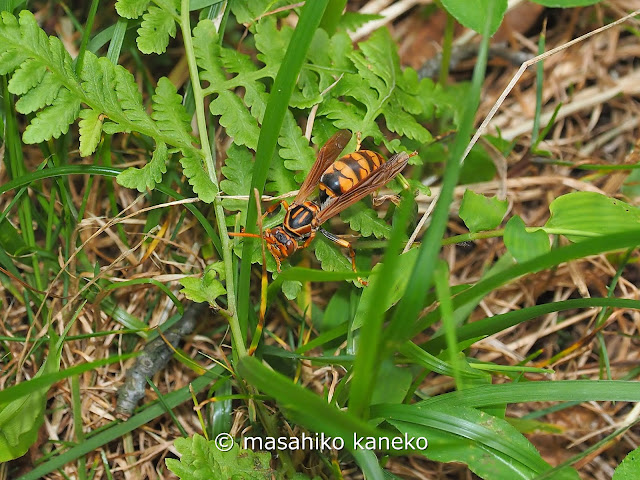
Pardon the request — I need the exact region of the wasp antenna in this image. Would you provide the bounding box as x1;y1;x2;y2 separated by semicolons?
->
228;231;263;239
248;187;269;357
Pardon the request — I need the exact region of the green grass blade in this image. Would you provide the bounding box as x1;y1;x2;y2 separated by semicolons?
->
349;193;425;417
238;356;384;450
237;0;330;333
416;232;640;334
419;380;640;408
384;0;494;349
423;297;640;352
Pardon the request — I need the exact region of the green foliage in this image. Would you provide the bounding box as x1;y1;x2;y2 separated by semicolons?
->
118;141;168;192
0;11;216;200
545;192;640;241
313;237;353;277
439;0;603;37
166;434;275;480
440;0;508;36
388;404;580;480
337;12;384;32
116;0;178;54
187;10;443;278
179;262;226;305
459;190;508;232
340;202;392;239
0;333;62;462
504;216;551;263
613;445;640;480
319;28;432;150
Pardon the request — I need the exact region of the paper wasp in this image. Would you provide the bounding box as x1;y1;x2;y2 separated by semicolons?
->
230;130;416;284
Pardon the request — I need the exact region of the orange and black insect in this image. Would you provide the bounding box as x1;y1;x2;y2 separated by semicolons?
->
231;130;416;283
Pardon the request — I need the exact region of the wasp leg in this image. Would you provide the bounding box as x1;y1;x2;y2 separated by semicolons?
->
319;229;368;286
300;231;316;249
263;200;287;220
355;131;362;151
372;193;402;207
267;243;283;272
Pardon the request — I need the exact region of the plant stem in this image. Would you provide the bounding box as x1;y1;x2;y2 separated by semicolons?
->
439;8;454;87
180;0;246;359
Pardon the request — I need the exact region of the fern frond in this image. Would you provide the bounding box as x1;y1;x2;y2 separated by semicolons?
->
137;4;178;55
112;66;157;134
319;28;431;149
115;0;151;19
118;142;168;192
278;113;316;184
22;89;81;143
115;0;178;55
180;151;217;204
210;91;260;150
8;59;47;95
220;144;254;214
0;10;217;203
152;77;195;149
340;203;392;239
15;73;63;114
78;109;104;157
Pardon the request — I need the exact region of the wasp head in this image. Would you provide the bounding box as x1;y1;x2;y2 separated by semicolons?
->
263;227;297;271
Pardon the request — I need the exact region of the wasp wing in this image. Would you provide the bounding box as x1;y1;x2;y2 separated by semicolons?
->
293;130;352;204
316;151;411;224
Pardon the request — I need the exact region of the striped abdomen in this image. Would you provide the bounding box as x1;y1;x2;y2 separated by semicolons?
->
318;150;385;207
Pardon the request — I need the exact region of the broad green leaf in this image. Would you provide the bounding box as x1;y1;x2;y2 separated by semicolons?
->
0;335;63;462
622;169;640;198
440;0;508;36
545;192;640;241
382;404;580;480
504;215;550;263
370;360;412;405
282;280;302;300
459;145;497;184
613;445;640;480
459;190;508;232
